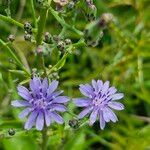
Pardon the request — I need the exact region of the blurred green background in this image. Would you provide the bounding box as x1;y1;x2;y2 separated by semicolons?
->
0;0;150;149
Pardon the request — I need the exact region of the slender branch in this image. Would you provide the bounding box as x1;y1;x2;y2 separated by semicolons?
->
0;39;30;77
0;14;23;29
49;7;83;36
29;0;37;28
0;14;36;33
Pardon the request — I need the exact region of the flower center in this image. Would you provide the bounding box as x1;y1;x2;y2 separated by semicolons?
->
92;93;107;106
30;95;48;110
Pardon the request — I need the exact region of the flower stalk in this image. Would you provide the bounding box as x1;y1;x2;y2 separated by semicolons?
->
49;7;83;37
41;127;48;150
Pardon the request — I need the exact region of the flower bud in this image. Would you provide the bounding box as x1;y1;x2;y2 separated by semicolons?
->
65;38;72;45
24;33;31;41
44;32;52;44
53;0;68;6
67;1;75;11
7;34;15;42
69;119;79;129
98;13;113;29
24;22;32;34
8;129;15;136
57;41;65;51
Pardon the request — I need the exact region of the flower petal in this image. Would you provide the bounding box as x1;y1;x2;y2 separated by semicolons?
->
108;87;117;95
97;80;103;92
24;110;38;130
53;96;69;103
101;81;109;95
19;108;32;119
30;77;41;93
17;85;32;101
11;100;31;107
89;108;98;125
92;80;98;93
74;98;92;107
51;104;67;112
49;112;64;124
108;102;124;110
36;111;44;131
111;93;124;100
44;110;51;126
47;80;59;95
79;84;93;97
99;111;105;130
78;106;93;119
103;107;118;123
51;90;63;97
42;78;48;95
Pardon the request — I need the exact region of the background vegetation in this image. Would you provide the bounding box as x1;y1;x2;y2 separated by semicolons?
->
0;0;150;149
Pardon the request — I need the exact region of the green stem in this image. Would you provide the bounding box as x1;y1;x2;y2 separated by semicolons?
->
36;8;48;46
29;0;37;28
0;14;23;28
49;7;83;36
41;127;48;150
36;7;48;75
0;39;30;77
0;14;36;33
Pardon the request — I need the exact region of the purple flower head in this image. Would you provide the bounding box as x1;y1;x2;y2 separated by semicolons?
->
11;77;69;131
74;80;124;130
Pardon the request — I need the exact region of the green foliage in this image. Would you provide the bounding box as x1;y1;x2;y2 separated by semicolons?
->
0;0;150;150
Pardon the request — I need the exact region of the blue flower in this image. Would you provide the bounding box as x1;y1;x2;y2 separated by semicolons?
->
11;77;69;131
74;80;124;129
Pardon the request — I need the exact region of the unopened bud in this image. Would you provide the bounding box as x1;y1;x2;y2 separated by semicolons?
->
98;13;113;28
24;22;32;34
44;32;52;44
8;129;15;136
24;33;31;41
57;41;65;51
7;34;15;42
69;119;79;129
65;39;72;45
67;1;75;10
53;0;68;6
